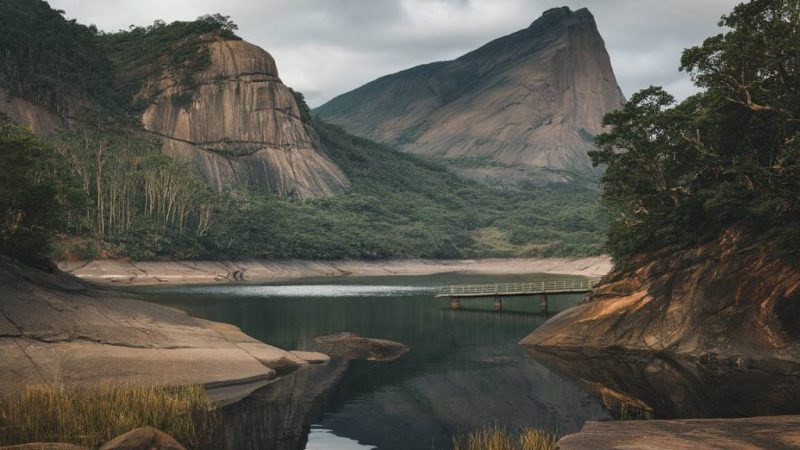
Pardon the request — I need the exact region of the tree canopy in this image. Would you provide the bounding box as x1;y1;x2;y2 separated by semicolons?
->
592;0;800;262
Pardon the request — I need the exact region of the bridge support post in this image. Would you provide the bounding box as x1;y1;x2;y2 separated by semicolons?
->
540;294;548;315
449;297;461;310
493;296;502;312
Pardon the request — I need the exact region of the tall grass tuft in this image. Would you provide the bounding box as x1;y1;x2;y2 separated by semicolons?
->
0;384;221;449
451;425;558;450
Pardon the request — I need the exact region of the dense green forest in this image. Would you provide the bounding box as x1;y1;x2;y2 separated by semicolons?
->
0;0;606;263
592;0;799;262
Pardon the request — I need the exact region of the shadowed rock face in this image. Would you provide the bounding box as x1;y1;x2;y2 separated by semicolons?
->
314;332;410;362
521;231;800;422
0;256;315;406
140;38;349;199
316;7;624;184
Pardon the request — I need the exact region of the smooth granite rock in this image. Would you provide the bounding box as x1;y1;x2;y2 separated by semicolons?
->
521;231;800;365
316;7;624;185
0;256;302;405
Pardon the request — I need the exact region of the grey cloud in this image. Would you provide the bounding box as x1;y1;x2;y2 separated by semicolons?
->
50;0;740;106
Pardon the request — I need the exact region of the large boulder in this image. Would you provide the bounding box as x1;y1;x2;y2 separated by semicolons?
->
98;428;184;450
521;231;800;366
314;332;409;362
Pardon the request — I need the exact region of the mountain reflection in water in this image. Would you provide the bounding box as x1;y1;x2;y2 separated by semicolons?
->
527;348;800;419
140;274;610;450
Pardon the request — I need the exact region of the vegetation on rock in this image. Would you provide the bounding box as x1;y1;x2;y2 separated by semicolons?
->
592;0;800;262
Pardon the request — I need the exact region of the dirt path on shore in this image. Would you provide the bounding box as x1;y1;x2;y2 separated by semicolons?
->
58;257;612;285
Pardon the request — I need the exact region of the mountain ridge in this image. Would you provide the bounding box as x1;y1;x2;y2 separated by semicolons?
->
315;6;624;185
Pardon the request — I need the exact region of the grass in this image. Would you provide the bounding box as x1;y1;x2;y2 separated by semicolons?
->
0;384;221;449
451;425;558;450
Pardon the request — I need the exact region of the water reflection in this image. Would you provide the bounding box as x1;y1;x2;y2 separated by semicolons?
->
139;274;610;450
527;348;800;419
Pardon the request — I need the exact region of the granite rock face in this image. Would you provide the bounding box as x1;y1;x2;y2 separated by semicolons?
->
316;7;624;183
141;38;349;198
0;256;312;406
521;230;800;365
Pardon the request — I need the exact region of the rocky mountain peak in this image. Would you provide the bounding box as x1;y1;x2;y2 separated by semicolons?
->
315;7;624;186
141;38;349;199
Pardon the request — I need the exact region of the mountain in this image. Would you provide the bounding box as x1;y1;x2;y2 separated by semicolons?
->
0;1;347;199
315;7;624;184
0;1;607;261
138;37;349;198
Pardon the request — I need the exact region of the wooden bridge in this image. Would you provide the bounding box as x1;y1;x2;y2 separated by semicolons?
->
435;279;600;313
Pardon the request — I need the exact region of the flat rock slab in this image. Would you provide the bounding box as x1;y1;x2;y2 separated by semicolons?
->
315;332;409;362
290;351;331;364
559;416;800;450
0;257;301;406
98;427;185;450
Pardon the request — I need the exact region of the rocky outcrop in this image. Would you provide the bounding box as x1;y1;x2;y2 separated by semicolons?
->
0;88;68;136
314;332;410;362
558;416;800;450
316;7;624;184
0;256;317;406
521;231;800;365
140;38;348;198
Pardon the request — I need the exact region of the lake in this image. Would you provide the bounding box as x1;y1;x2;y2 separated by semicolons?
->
137;273;611;450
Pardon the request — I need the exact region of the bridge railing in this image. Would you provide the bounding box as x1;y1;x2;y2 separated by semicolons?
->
435;278;600;297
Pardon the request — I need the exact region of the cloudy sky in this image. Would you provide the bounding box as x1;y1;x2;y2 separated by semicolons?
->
50;0;740;107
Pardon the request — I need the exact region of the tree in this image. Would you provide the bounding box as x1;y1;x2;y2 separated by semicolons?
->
0;122;74;265
594;0;800;261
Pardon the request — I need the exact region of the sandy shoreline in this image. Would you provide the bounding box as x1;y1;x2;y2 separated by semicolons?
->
58;256;612;285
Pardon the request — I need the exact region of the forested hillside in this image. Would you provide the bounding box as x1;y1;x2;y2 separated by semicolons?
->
0;0;606;262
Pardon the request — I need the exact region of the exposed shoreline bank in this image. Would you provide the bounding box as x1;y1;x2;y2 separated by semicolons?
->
58;256;612;285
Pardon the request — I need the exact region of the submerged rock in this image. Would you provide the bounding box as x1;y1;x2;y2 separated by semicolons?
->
98;427;185;450
0;256;307;406
314;332;409;362
521;231;800;366
141;38;349;199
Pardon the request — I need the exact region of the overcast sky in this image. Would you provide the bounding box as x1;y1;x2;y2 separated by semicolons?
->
50;0;741;107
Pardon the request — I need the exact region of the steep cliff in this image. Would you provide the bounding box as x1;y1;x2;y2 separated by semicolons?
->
316;7;624;183
139;38;349;198
521;231;800;366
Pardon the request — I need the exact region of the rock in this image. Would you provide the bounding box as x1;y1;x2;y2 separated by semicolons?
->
289;351;331;364
521;231;800;365
140;38;349;199
314;332;409;362
557;415;800;450
98;427;185;450
316;7;624;185
0;256;304;406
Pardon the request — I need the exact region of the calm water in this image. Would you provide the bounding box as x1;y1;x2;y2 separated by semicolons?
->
136;273;611;450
